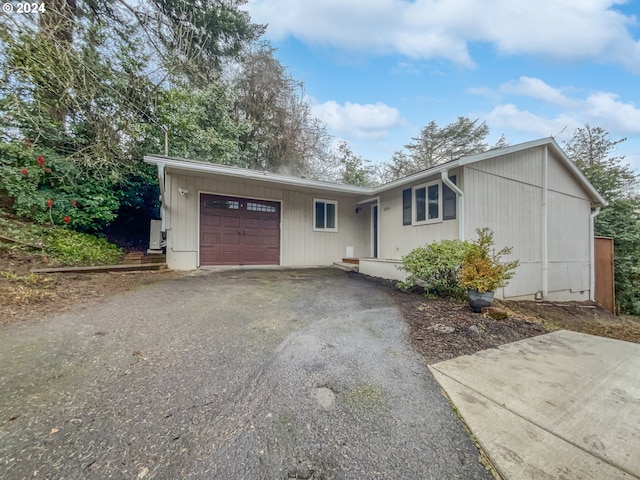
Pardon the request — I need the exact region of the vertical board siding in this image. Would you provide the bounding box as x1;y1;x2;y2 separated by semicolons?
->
464;167;541;263
594;237;615;313
469;148;543;187
464;146;593;299
547;151;589;200
548;192;590;262
377;172;460;260
165;171;368;267
547;191;591;293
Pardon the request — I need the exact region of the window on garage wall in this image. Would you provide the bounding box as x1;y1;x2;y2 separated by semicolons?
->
314;199;337;232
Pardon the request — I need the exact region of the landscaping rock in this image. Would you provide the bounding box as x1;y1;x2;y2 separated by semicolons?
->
426;323;455;334
481;306;509;320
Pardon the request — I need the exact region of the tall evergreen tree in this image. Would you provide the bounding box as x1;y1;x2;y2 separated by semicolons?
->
564;124;640;314
385;117;499;180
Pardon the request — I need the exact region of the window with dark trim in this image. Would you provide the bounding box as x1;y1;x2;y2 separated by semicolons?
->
402;188;412;225
443;175;457;220
404;176;457;225
413;181;440;223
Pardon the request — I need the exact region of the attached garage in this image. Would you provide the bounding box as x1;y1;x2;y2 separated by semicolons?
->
199;194;280;266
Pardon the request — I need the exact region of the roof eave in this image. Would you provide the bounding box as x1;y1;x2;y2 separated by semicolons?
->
455;137;608;208
143;155;373;196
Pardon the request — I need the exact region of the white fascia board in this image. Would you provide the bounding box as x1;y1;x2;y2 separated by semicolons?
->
143;155;372;196
144;135;607;207
370;163;457;194
547;139;608;208
455;137;607;207
455;137;556;167
369;139;562;193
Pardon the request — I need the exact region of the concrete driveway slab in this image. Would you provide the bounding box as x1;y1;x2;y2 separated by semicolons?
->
0;268;492;480
430;330;640;480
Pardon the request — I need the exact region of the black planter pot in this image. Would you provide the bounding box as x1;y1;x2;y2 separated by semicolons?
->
467;289;495;313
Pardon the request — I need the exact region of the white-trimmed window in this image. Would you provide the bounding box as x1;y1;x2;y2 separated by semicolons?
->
413;181;441;224
313;199;338;232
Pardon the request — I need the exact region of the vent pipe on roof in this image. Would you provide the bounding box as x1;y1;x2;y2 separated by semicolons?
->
441;170;464;241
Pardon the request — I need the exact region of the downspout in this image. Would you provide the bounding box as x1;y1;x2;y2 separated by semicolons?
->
441;170;464;240
589;207;601;301
542;146;548;298
157;163;166;233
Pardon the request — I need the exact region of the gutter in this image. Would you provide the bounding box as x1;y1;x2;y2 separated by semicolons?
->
441;170;464;240
589;207;601;301
542;146;549;297
157;162;166;232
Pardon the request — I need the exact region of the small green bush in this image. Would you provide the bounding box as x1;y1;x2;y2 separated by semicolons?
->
43;229;123;266
398;239;473;299
459;228;519;293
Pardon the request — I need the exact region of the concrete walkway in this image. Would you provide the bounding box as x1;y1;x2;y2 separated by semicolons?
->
430;330;640;480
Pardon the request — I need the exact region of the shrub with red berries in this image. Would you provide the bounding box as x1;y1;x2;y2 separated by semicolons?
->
0;142;119;230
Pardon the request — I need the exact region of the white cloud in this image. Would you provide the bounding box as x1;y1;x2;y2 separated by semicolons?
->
311;100;404;140
484;104;581;137
583;92;640;132
246;0;640;71
500;77;577;108
478;77;640;137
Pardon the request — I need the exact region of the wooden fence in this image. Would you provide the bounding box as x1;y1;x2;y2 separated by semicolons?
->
594;236;615;314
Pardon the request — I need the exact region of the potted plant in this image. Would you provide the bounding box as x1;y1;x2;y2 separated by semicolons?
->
459;228;519;312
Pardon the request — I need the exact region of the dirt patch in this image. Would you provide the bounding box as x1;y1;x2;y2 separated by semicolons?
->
389;289;548;364
395;293;640;364
502;300;640;344
0;247;182;328
366;274;640;364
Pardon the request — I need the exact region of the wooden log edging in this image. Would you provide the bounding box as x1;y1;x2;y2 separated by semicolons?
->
30;263;167;274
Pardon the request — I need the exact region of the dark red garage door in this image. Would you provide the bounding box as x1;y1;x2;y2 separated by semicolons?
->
200;194;280;266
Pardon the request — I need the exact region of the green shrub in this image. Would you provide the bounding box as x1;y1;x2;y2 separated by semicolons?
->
0;142;120;231
43;229;123;266
398;239;473;299
459;228;519;293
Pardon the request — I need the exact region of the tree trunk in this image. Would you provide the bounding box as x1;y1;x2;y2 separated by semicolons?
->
38;0;76;124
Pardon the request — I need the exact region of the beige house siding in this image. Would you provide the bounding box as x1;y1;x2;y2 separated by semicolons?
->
547;191;591;295
463;147;591;300
163;170;368;269
547;150;590;200
375;169;462;260
146;137;604;302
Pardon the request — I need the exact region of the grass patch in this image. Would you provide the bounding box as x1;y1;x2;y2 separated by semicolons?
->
343;383;385;411
0;210;122;267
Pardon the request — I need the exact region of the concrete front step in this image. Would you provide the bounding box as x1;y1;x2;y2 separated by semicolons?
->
333;262;359;272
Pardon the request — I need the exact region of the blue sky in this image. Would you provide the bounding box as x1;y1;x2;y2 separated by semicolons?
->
245;0;640;173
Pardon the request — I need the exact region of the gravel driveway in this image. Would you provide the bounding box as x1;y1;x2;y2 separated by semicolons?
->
0;268;491;479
